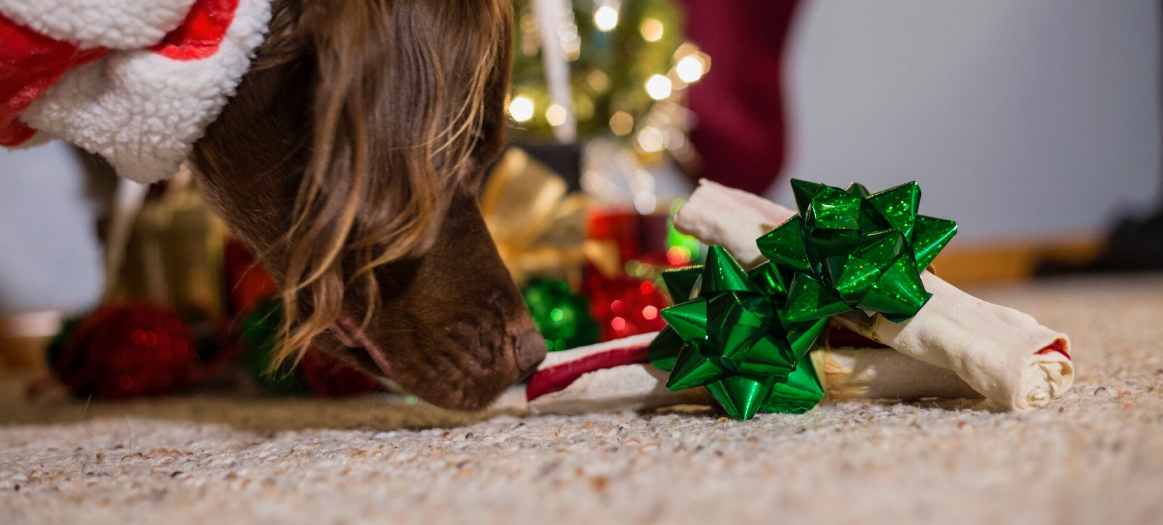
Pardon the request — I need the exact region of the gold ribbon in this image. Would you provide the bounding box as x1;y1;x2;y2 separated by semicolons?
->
480;148;620;287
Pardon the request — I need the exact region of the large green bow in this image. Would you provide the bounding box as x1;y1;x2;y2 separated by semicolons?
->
758;180;957;323
649;179;957;420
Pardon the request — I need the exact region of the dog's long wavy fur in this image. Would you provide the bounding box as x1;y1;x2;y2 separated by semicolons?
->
215;0;513;369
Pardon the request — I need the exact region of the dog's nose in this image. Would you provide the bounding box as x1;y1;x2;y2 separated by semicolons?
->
513;328;547;380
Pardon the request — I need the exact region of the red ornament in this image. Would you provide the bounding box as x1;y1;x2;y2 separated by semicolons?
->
582;274;669;341
298;349;381;398
52;304;196;399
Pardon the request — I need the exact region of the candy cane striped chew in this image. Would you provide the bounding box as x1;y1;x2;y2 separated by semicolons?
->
526;333;712;414
525;332;984;415
674;179;1074;411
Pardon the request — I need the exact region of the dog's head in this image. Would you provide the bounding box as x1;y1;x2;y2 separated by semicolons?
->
189;0;545;410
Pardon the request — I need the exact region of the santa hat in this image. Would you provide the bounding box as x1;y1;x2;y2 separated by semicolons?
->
0;0;271;182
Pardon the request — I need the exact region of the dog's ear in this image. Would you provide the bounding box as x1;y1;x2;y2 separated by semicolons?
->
466;0;514;189
267;0;514;365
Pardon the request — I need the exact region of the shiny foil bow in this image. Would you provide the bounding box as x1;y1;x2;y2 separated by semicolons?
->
650;179;957;420
481;148;620;287
757;180;957;323
649;247;829;420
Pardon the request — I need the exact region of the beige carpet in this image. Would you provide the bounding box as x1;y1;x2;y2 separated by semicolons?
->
2;276;1162;525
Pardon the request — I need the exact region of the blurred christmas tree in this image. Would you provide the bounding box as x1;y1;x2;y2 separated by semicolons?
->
499;1;709;349
509;0;708;161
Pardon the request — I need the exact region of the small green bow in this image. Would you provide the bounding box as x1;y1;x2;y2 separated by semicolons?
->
648;246;829;420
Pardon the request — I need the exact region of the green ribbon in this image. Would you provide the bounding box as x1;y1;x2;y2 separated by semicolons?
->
757;180;957;323
649;179;956;420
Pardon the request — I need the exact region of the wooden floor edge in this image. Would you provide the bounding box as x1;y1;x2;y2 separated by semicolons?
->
931;233;1104;286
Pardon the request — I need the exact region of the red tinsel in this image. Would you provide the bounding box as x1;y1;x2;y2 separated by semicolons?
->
52;303;196;399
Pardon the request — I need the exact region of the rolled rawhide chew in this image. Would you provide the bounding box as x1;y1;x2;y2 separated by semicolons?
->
672;179;794;268
815;325;980;401
814;348;980;401
830;275;1073;411
672;180;1074;411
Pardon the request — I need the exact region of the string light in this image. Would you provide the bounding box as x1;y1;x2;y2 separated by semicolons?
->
519;12;540;57
609;111;634;136
666;246;693;265
587;70;610;93
666;127;686;151
637;126;665;152
557;8;582;61
645;75;672;100
634;192;657;214
640;18;664;42
676;55;705;83
546;103;568;126
594;5;619;32
508;96;535;122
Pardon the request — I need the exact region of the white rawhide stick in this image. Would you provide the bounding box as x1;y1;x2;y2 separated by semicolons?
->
673;180;1074;411
814;346;980;401
672;180;795;268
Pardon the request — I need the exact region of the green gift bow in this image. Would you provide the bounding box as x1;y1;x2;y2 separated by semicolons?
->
649;180;957;420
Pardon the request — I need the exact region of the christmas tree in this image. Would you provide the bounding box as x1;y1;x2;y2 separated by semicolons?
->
509;0;707;156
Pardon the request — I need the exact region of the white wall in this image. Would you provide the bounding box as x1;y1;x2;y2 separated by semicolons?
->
0;142;105;314
776;0;1161;240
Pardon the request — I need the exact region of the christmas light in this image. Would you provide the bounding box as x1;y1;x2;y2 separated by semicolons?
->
594;6;619;32
508;96;535;122
666;245;692;265
634;192;657;214
676;55;705;83
637;126;665;152
645;75;672;100
587;70;610;93
640;18;664;42
666;127;686;151
609;111;634;136
546;103;568;126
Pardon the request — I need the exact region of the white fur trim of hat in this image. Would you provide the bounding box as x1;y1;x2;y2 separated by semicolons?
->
0;0;272;182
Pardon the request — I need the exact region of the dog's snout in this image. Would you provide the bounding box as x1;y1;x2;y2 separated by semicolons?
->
512;328;547;379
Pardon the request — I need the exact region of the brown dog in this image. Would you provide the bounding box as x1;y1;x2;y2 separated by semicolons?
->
2;0;545;410
191;0;546;410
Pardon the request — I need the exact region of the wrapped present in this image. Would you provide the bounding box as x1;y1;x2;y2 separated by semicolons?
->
105;169;226;321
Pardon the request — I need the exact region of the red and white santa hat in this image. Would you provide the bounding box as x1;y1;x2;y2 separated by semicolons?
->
0;0;271;182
